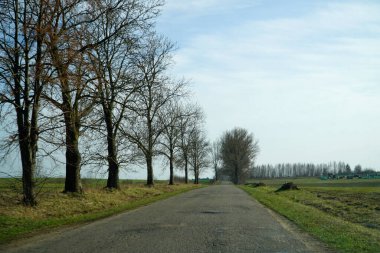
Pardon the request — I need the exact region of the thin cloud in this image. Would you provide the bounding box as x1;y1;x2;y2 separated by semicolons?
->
164;0;260;14
175;1;380;90
165;1;380;167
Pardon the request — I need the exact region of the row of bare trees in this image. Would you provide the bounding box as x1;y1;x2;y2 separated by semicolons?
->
0;0;210;206
252;162;375;178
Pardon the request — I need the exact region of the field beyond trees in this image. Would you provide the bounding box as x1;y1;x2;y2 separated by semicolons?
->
242;177;380;253
0;178;204;245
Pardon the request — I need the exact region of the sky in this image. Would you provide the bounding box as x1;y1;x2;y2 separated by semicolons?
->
155;0;380;170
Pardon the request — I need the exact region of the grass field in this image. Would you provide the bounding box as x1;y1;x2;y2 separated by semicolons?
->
0;178;205;245
242;177;380;253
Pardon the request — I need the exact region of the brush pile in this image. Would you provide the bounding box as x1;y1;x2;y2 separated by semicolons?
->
275;182;299;192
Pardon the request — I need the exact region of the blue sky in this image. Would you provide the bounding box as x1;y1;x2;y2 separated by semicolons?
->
156;0;380;170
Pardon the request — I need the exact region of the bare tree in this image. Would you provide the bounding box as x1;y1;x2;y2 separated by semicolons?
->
41;0;97;193
0;0;48;205
188;125;210;184
220;127;259;184
89;0;163;189
211;140;222;181
158;103;181;185
122;34;185;186
178;106;210;184
176;104;203;183
41;0;157;193
158;102;193;185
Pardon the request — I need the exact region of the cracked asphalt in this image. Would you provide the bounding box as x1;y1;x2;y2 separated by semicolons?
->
2;184;333;253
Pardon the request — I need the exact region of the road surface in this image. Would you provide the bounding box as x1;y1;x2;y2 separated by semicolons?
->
2;184;333;253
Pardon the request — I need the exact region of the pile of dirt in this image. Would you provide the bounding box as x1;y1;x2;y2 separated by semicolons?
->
245;182;266;187
275;182;300;192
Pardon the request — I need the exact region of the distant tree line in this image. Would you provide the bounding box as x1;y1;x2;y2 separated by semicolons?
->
252;162;377;178
0;0;210;206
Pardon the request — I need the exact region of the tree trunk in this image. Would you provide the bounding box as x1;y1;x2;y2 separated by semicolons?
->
64;139;82;193
234;166;239;184
63;114;82;193
146;155;154;186
184;154;188;184
194;172;198;184
13;2;37;206
194;154;199;184
16;99;36;205
105;113;119;189
19;135;37;206
194;164;199;184
106;151;119;189
20;100;40;206
21;157;36;206
168;150;174;185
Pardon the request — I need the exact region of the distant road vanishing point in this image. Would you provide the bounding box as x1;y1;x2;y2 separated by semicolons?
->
3;183;333;253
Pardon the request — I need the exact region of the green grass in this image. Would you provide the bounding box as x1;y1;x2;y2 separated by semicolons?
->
0;179;204;245
241;178;380;253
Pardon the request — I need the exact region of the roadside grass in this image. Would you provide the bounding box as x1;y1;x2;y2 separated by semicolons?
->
0;178;204;245
241;179;380;253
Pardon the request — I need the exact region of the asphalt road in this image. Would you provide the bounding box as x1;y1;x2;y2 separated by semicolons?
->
2;184;333;253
